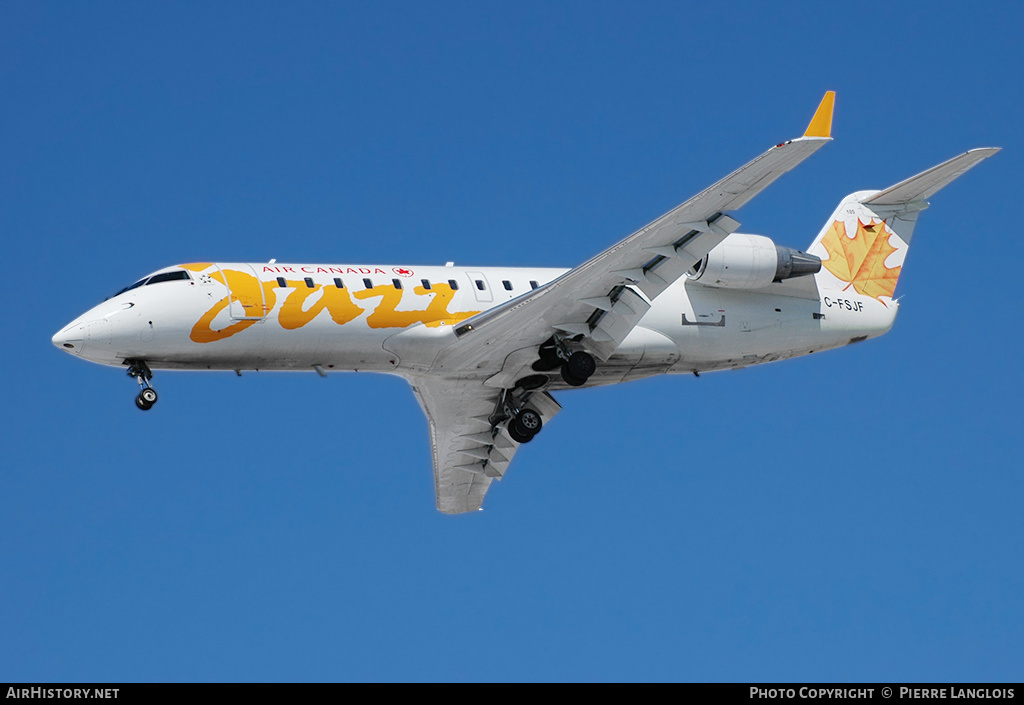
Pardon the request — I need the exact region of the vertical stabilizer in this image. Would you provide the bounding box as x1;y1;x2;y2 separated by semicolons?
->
806;194;913;305
807;148;998;304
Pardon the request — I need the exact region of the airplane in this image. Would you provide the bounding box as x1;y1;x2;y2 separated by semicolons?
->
52;92;998;513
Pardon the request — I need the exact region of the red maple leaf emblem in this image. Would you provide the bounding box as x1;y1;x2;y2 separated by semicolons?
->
393;267;414;277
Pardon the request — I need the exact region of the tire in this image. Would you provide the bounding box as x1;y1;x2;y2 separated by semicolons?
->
566;351;596;380
508;423;533;444
560;364;587;387
514;409;542;436
532;343;562;372
135;394;153;411
140;388;158;405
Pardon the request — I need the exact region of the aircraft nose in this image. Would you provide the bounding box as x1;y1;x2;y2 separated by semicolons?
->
52;321;86;355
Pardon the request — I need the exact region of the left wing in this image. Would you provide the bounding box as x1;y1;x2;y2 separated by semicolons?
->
435;92;836;387
409;376;562;513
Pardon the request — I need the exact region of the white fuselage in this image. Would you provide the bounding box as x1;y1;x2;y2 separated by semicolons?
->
46;91;994;514
53;261;897;388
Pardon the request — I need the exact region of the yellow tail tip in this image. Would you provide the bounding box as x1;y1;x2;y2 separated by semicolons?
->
804;91;835;138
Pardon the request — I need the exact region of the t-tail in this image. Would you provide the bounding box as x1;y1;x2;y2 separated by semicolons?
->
806;148;1000;306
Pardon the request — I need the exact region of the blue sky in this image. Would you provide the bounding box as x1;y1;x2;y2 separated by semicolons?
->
3;2;1022;682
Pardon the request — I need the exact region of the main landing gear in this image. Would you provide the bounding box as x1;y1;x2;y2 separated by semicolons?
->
497;388;544;444
560;350;596;386
127;360;158;411
533;338;597;387
508;408;542;444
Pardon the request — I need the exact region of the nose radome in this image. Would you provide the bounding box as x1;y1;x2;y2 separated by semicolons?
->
52;321;86;355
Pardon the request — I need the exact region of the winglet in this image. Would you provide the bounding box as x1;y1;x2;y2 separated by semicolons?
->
803;91;835;138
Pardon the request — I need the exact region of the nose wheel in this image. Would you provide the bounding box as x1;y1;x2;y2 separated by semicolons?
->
127;360;158;411
135;387;158;410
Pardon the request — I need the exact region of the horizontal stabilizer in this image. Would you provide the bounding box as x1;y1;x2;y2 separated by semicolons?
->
864;148;1000;206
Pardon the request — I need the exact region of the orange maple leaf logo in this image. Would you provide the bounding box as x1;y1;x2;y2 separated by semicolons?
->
820;219;902;302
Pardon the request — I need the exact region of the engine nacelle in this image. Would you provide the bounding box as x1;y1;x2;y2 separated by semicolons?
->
686;233;821;290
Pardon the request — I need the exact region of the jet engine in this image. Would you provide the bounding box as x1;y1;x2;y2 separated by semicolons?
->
686;233;821;290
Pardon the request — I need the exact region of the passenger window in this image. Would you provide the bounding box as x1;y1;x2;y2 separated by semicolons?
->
304;277;314;288
448;279;459;290
363;278;373;289
334;278;345;289
421;279;432;290
530;280;539;290
392;278;403;289
277;277;287;288
475;280;486;291
502;280;513;291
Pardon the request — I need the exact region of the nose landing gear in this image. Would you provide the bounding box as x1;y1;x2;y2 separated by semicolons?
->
127;360;158;411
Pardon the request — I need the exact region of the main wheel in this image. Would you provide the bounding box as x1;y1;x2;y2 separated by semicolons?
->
508;423;533;444
532;343;562;372
139;388;158;405
135;393;153;411
565;351;596;380
560;364;587;387
514;409;542;436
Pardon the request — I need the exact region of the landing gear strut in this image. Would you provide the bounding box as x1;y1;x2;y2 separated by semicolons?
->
127;360;158;411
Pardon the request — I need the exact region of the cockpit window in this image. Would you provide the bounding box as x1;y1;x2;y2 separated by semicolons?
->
113;278;149;297
113;270;191;297
146;271;192;285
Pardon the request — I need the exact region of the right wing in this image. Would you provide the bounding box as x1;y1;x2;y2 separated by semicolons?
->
403;92;838;512
436;92;837;387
